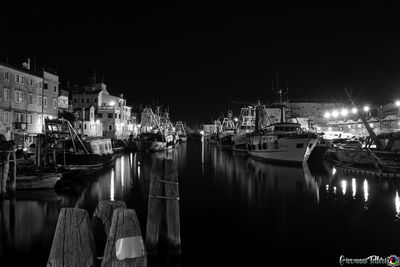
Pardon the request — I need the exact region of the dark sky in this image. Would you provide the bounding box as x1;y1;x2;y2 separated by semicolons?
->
3;2;400;124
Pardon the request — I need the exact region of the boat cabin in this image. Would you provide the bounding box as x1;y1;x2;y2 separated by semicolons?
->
263;123;302;136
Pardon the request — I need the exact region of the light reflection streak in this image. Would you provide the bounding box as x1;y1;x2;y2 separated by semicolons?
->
110;168;115;201
121;157;124;190
341;180;347;195
138;160;141;179
332;167;337;176
352;178;356;198
363;179;369;202
395;191;400;217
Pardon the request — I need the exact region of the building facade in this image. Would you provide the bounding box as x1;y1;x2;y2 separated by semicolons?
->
71;83;133;139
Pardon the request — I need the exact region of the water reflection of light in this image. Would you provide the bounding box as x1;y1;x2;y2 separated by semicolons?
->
363;179;369;202
326;184;329;192
201;138;205;175
341;180;347;195
130;152;133;166
332;167;337;176
333;186;337;195
395;191;400;217
121;157;124;190
137;160;141;179
110;168;115;201
352;178;356;198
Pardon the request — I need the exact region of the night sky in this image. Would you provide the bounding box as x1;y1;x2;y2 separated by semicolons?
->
3;2;400;125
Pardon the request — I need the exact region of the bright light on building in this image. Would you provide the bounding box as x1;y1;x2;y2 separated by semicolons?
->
396;100;400;107
340;109;348;117
110;101;115;106
96;119;100;124
234;117;238;122
363;106;370;112
369;123;374;128
324;112;331;119
351;107;358;114
332;110;339;118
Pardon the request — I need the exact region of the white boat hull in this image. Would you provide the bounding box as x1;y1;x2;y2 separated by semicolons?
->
248;135;318;164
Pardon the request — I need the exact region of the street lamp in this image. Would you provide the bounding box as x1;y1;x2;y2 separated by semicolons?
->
340;109;348;117
395;100;400;118
324;112;331;119
363;106;370;112
332;110;339;118
351;107;358;114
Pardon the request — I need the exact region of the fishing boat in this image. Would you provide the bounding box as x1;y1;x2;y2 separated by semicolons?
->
175;121;187;143
329;89;400;174
13;173;61;190
44;119;115;171
233;106;255;152
218;113;236;148
248;122;318;165
135;107;178;152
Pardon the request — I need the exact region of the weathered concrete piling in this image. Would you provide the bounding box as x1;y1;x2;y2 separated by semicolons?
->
47;208;97;267
146;158;181;255
102;208;147;267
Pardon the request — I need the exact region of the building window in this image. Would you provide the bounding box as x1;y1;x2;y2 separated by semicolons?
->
30;79;33;86
38;95;42;106
53;85;57;92
108;125;113;131
43;83;48;90
114;114;117;118
108;113;113;118
4;88;9;101
43;97;47;107
38;115;42;125
4;112;9;124
15;74;24;84
86;98;89;103
73;98;77;103
4;72;9;81
15;90;23;103
53;98;57;109
94;98;97;103
98;113;103;118
28;94;33;105
39;82;42;89
81;98;84;104
28;114;33;124
84;124;87;130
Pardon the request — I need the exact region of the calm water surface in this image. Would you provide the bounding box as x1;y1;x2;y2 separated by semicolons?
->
1;140;400;266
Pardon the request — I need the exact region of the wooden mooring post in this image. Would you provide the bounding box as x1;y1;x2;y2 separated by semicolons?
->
102;208;147;267
47;208;97;267
92;200;127;257
146;158;181;255
0;135;16;196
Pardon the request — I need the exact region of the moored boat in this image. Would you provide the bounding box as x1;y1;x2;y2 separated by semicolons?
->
13;173;61;190
247;122;318;165
44;119;115;171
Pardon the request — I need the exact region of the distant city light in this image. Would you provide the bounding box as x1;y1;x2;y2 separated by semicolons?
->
332;110;339;118
340;109;348;116
324;112;331;119
351;107;358;114
363;106;370;112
